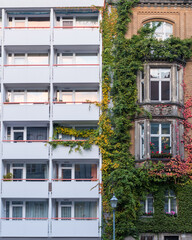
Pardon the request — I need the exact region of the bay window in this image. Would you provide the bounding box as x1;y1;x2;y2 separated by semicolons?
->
150;68;171;101
164;190;177;214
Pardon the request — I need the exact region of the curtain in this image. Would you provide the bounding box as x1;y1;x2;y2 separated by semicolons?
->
61;207;71;220
27;127;47;140
12;207;22;220
75;202;97;219
26;202;48;219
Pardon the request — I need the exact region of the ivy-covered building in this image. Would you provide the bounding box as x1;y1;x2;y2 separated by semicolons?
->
102;1;192;240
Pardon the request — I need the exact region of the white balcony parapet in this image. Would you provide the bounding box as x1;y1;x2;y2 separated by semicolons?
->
53;103;99;121
52;145;99;159
51;220;100;237
0;0;104;8
2;142;49;159
2;181;48;198
52;181;99;198
1;220;48;237
4;66;50;84
3;103;49;121
54;27;100;45
53;65;100;83
4;29;50;45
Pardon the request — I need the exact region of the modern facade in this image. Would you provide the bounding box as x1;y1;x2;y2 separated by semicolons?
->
0;0;104;239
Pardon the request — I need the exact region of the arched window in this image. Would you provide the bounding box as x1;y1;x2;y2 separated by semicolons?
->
145;21;173;40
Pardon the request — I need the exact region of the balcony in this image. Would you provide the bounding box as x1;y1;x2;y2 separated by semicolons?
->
52;220;100;237
1;220;48;237
52;181;99;198
3;103;49;121
4;66;50;84
53;65;100;83
2;142;49;159
52;103;99;121
1;181;48;198
52;145;99;159
4;28;50;45
54;27;100;46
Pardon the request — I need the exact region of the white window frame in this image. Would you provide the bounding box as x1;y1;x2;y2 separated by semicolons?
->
165;190;177;214
150;123;171;154
9;201;24;220
142;195;154;214
58;201;73;220
150;68;171;102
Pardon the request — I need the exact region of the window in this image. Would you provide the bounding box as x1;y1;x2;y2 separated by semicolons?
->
164;190;177;214
56;16;98;27
61;164;72;181
26;202;48;219
5;163;47;181
141;236;154;240
56;90;98;103
146;21;173;40
60;202;72;220
8;16;50;27
150;68;171;101
7;90;48;103
75;126;97;140
75;164;97;180
75;202;97;219
140;123;144;159
7;53;49;65
164;237;179;240
150;123;171;156
141;194;153;215
6;201;23;220
56;53;98;65
6;127;48;141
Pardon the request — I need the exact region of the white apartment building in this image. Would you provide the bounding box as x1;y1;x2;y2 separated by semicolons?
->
0;0;104;239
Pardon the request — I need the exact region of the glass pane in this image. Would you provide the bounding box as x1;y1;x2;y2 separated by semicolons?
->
76;53;98;64
141;82;144;101
75;202;97;219
75;91;98;102
61;53;73;64
6;202;9;219
62;20;73;27
13;169;23;179
148;198;153;213
13;206;22;220
62;169;71;181
161;69;170;79
27;127;47;140
151;123;159;134
170;198;176;212
162;137;170;153
162;124;170;134
15;18;25;27
151;81;159;100
151;137;159;153
164;198;169;212
75;164;92;180
28;17;50;27
161;81;170;100
150;69;160;79
61;92;73;102
13;94;25;102
26;164;46;180
27;90;48;102
28;54;48;64
76;17;98;26
14;132;24;141
61;207;71;220
26;202;48;219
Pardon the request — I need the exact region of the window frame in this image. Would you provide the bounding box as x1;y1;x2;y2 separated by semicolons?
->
164;190;177;214
141;194;154;215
